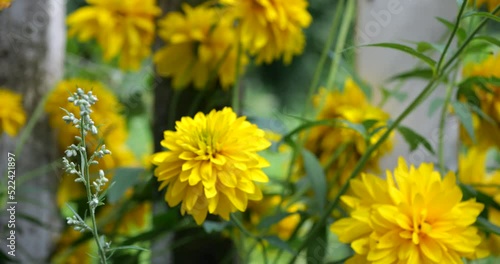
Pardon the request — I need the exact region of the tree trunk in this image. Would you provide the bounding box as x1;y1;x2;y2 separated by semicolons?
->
0;0;65;262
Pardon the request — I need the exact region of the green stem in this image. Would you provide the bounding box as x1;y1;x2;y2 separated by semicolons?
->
80;120;107;264
289;5;494;261
231;214;267;264
302;0;346;117
435;0;468;75
325;0;355;90
437;70;458;174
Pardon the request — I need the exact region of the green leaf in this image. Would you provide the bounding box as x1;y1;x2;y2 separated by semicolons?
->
203;220;229;233
473;35;500;48
110;245;150;252
460;184;500;212
463;11;500;23
477;217;500;236
428;98;445;117
397;126;435;154
306;224;327;264
257;212;293;229
451;101;475;143
107;167;144;203
263;236;295;254
363;43;436;69
337;119;367;137
302;150;327;211
436;17;466;42
389;68;434;81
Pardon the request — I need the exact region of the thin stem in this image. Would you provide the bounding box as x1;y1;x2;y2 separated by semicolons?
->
438;70;458;174
302;0;346;118
80;121;107;264
231;214;268;264
289;4;494;260
435;0;468;75
325;0;355;90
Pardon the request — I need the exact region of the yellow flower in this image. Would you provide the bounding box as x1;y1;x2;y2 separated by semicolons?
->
461;53;500;149
459;147;500;257
0;0;11;10
221;0;312;64
330;158;484;264
152;107;271;224
154;4;246;90
304;78;393;198
475;0;500;11
52;229;92;264
247;196;304;240
0;88;26;137
45;78;124;150
102;200;151;235
67;0;161;70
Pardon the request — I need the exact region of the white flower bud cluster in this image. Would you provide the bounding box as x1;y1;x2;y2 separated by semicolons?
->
66;215;90;232
93;170;108;193
62;88;99;136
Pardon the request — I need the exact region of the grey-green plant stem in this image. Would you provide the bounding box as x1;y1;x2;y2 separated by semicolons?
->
325;0;355;90
231;215;268;264
438;70;459;174
288;3;494;261
80;121;108;264
302;0;346;118
435;0;468;75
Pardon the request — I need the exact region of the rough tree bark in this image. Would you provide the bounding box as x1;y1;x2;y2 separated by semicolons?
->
0;0;65;262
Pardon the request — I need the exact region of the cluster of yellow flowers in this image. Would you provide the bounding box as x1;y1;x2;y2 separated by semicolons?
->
67;0;161;70
461;53;500;149
331;158;485;263
154;4;246;90
304;78;393;197
152;107;271;224
0;88;26;137
154;0;311;89
220;0;312;65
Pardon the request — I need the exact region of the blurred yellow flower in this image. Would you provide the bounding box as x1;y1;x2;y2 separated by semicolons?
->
248;196;304;240
0;0;11;10
0;88;26;137
152;107;271;224
67;0;161;70
102;201;151;235
154;4;246;90
330;158;484;264
475;0;500;11
461;54;500;149
45;78;123;150
48;79;137;206
52;229;92;264
459;147;500;257
304;78;393;197
221;0;312;64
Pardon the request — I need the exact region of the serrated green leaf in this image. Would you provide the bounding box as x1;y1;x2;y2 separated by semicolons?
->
107;167;144;203
362;119;379;131
463;11;500;23
397;126;435;154
451;101;475;143
302;150;327;211
363;43;436;69
203;220;229;233
263;235;295;254
428;98;445;117
257;212;293;229
477;217;500;235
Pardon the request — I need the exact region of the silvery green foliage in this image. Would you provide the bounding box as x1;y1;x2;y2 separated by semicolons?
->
60;88;110;262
